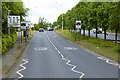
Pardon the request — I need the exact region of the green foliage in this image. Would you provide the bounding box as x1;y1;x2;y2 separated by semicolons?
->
2;33;17;54
2;38;8;54
37;17;49;30
2;1;29;54
2;1;29;34
57;2;119;31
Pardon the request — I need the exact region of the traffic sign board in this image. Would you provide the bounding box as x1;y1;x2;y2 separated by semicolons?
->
21;22;26;29
17;28;21;31
76;20;81;29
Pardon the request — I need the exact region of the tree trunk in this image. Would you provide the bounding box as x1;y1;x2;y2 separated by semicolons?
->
104;28;106;41
71;29;72;33
115;29;117;46
88;28;90;38
69;28;70;32
96;27;98;39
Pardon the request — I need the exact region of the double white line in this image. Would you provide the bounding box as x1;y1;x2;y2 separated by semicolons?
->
45;32;85;79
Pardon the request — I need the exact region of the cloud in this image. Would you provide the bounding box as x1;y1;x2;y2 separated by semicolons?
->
22;0;80;24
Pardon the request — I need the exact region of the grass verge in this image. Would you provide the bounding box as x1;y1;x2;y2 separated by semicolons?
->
55;30;119;62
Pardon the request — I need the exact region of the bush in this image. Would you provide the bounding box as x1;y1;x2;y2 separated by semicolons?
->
2;33;17;54
7;36;13;48
2;38;8;54
10;33;17;44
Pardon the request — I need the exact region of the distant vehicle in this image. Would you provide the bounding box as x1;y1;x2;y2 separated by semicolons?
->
39;28;44;32
48;28;53;31
93;27;102;34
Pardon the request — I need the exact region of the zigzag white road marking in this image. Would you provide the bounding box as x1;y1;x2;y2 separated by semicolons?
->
97;57;119;69
45;32;85;79
16;59;28;79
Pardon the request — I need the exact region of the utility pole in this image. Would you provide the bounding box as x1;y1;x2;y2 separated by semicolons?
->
7;8;10;36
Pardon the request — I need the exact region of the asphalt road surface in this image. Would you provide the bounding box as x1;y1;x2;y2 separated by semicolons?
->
7;31;119;80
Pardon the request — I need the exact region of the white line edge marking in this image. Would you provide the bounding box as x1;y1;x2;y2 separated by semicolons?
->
16;59;28;79
97;57;120;68
45;32;85;79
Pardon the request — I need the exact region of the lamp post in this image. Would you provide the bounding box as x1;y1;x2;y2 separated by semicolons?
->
55;2;63;31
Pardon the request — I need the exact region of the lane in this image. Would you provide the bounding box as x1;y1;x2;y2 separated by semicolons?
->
47;31;119;78
18;31;81;78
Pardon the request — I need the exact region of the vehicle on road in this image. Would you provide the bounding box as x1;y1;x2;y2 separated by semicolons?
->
39;28;44;32
48;28;53;31
93;27;102;34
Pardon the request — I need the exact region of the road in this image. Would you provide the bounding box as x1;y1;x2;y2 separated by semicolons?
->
7;31;119;79
75;30;120;41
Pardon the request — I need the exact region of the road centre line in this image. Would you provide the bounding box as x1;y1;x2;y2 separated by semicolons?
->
45;32;85;79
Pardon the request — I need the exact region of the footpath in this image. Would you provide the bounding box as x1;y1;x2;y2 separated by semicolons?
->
0;31;36;78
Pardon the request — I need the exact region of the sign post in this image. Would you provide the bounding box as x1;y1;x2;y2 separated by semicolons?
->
76;18;81;41
21;22;26;43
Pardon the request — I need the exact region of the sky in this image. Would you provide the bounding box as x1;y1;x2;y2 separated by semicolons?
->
22;0;80;24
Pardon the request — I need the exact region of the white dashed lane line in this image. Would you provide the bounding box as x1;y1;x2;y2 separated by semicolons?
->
45;32;85;79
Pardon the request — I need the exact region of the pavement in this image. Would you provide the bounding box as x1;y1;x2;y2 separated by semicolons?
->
0;31;35;79
6;31;119;80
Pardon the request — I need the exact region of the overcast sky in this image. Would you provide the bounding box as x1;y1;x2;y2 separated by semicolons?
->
22;0;80;24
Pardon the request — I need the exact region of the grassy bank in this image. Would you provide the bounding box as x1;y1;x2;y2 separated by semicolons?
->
55;30;119;61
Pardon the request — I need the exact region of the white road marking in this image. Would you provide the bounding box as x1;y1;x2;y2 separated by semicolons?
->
45;32;85;79
54;36;56;37
97;57;119;68
40;36;41;38
64;47;77;51
16;59;28;79
34;47;48;51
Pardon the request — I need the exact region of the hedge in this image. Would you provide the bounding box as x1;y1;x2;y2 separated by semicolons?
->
2;33;17;54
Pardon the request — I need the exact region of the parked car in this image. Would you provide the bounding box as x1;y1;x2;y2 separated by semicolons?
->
93;27;102;34
39;28;44;32
48;28;53;31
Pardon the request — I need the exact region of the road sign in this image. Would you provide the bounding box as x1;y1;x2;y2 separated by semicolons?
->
17;28;21;31
21;22;26;29
26;21;31;27
8;15;20;27
29;27;31;30
76;20;81;29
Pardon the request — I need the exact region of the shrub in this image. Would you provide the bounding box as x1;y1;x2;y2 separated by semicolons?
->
2;33;17;54
10;33;17;44
7;36;13;48
2;38;8;54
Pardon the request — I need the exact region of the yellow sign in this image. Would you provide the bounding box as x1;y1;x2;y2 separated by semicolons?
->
29;27;31;30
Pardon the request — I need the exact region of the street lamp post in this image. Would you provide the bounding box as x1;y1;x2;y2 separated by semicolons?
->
55;2;63;31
